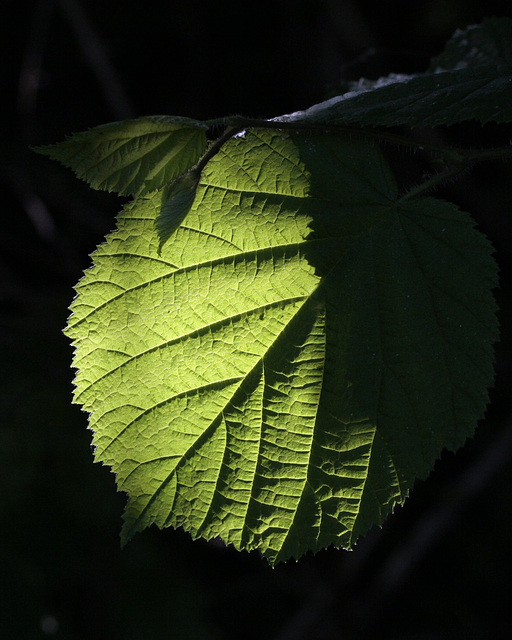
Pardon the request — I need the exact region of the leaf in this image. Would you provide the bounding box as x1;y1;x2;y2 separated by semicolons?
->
276;17;512;126
156;170;201;250
429;16;512;72
65;130;498;564
35;116;208;196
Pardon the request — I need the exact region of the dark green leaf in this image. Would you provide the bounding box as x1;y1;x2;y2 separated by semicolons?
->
278;17;512;126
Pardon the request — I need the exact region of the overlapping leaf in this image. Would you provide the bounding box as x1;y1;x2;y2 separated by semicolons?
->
36;116;208;195
156;170;201;250
65;130;498;563
276;17;512;126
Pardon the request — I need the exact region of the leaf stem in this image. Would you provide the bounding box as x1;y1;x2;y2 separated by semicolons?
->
194;126;244;174
459;146;512;162
205;115;512;160
211;116;451;153
398;165;469;203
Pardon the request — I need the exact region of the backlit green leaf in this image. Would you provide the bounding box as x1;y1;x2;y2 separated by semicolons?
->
65;130;498;564
35;116;208;196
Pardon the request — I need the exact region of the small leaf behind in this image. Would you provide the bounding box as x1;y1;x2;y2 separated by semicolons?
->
35;116;208;196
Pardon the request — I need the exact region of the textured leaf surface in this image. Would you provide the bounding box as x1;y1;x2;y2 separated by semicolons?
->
66;130;498;564
277;17;512;127
36;116;208;195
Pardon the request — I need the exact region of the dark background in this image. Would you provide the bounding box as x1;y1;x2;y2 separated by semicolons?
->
2;1;512;638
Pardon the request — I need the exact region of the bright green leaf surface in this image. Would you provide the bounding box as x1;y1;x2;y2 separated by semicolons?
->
283;17;512;127
66;130;498;564
36;116;208;196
